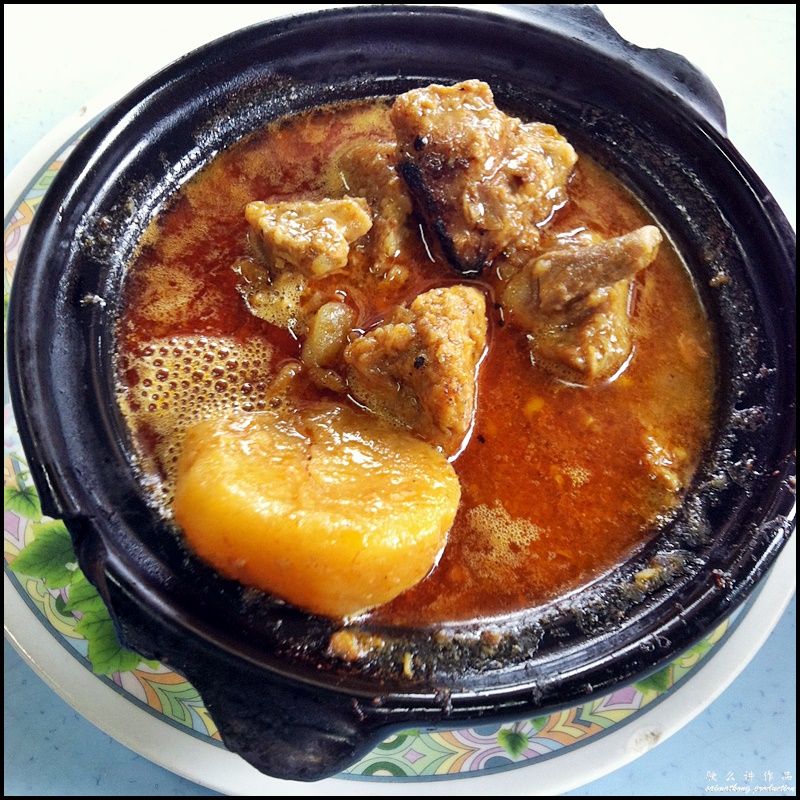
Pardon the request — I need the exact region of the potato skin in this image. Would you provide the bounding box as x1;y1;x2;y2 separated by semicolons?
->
173;404;460;618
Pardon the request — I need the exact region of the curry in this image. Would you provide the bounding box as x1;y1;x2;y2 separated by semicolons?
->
115;82;717;625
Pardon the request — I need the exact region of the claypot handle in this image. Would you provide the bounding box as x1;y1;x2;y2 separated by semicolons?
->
94;553;394;782
508;4;727;134
177;663;390;782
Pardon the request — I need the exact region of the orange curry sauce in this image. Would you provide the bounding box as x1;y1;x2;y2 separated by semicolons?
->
116;99;717;625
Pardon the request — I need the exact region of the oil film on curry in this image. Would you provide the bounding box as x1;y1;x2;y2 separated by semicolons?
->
115;80;716;643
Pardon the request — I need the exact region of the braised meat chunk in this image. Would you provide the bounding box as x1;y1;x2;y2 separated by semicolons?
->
536;226;662;316
344;285;487;455
505;227;662;323
391;80;577;274
502;226;663;383
327;139;416;282
238;197;372;335
245;197;372;276
529;280;634;384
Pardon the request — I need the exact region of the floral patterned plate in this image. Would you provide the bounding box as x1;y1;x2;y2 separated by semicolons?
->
4;48;796;795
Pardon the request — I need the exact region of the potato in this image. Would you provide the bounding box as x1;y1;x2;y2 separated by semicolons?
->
173;403;460;618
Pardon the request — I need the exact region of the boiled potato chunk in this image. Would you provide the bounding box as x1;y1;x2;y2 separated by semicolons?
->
173;404;460;618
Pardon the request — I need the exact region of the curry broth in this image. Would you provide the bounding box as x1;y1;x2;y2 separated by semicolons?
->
116;98;716;624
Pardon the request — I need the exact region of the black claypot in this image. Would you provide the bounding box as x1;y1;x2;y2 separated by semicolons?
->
6;4;795;782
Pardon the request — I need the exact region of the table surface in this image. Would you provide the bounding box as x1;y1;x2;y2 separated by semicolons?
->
4;4;795;796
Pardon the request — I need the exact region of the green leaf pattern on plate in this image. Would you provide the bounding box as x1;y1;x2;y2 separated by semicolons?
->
498;726;529;759
4;483;41;521
10;519;79;588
